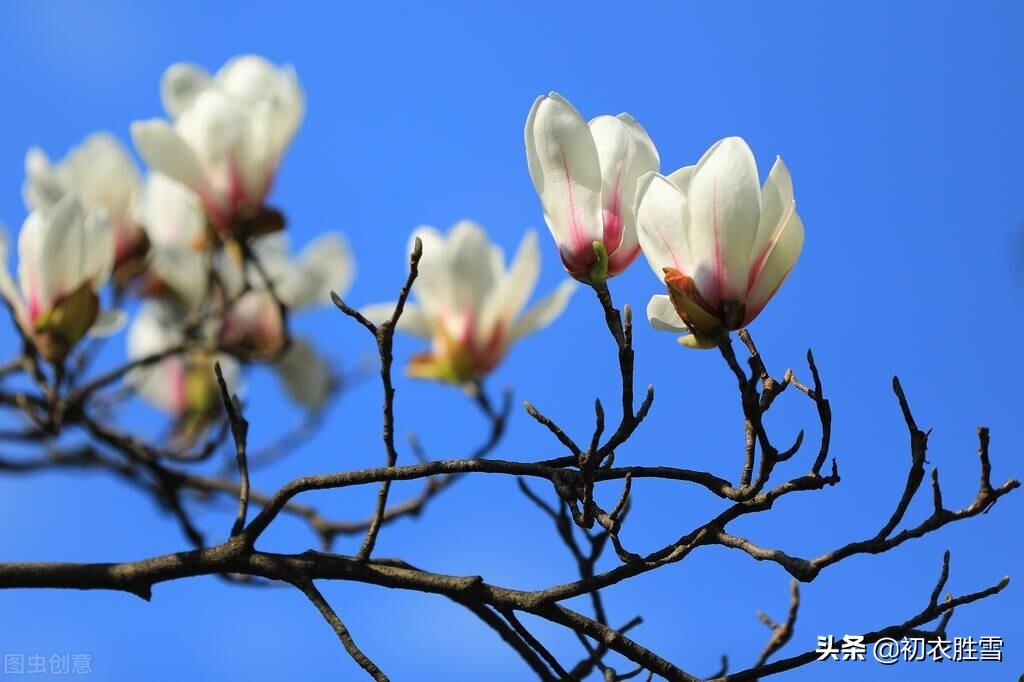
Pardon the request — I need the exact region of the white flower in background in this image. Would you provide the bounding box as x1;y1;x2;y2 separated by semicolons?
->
525;93;658;282
127;300;240;444
635;137;804;349
23;133;145;270
218;232;354;360
0;195;122;363
131;55;304;235
363;221;577;384
138;172;211;308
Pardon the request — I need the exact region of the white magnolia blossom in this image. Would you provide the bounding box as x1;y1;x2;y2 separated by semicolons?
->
131;55;304;232
217;232;354;360
23;133;144;267
363;221;576;383
0;195;121;362
636;137;804;348
127;300;240;442
525;93;658;281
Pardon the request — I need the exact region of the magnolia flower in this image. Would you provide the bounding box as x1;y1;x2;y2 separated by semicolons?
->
131;55;304;235
635;137;804;349
0;195;121;363
217;232;354;360
23;133;145;271
127;300;240;445
525;93;658;282
363;221;576;384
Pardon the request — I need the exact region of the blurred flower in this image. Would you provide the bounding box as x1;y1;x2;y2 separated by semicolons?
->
131;55;304;237
525;93;658;282
23;133;145;277
136;172;211;307
217;232;354;362
127;300;239;445
635;137;804;348
0;195;122;363
363;221;576;384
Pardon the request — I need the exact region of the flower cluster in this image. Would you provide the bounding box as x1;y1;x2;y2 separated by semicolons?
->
0;58;806;442
0;55;349;444
525;93;804;349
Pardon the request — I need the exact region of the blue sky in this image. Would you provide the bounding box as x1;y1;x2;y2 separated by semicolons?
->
0;1;1021;680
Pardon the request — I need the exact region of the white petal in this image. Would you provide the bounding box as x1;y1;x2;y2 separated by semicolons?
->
142;172;206;248
635;172;692;279
589;113;659;253
62;134;141;230
22;147;66;211
678;333;718;350
748;156;796;291
667;165;695;194
744;211;804;324
281;232;355;308
0;226;21;312
173;90;253;186
81;207;114;289
525;93;604;265
510;279;576;340
127;301;186;414
161;63;212;118
131;120;207;193
480;230;540;336
273;337;333;409
149;244;210;309
27;195;85;308
218;57;305;176
407;225;449;316
685;136;762;305
445;220;500;316
646;294;687;333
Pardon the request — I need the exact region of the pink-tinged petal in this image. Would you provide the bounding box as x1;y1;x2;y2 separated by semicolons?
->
606;242;642;276
18;196;86;319
635;172;692;280
126;301;187;415
589;113;659;258
744;210;804;325
747;156;795;292
685;137;761;307
525;93;604;269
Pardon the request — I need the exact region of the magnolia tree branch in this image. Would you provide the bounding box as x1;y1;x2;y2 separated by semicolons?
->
0;258;1018;681
331;237;423;560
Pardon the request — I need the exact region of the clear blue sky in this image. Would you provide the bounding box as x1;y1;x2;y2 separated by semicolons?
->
0;1;1021;680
